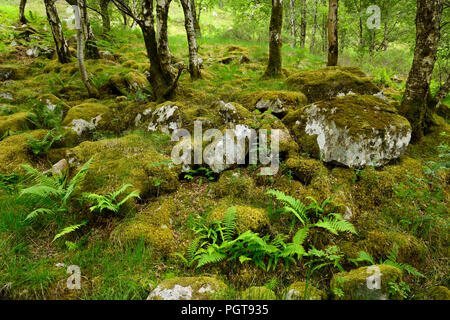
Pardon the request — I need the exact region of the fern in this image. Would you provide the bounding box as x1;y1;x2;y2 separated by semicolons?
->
314;213;357;235
222;206;237;241
53;221;87;242
267;189;308;226
82;183;140;213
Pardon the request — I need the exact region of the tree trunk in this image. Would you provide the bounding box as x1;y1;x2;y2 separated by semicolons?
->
156;0;173;73
181;0;202;79
78;0;100;59
44;0;71;64
72;5;98;98
263;0;283;78
310;0;317;53
100;0;111;35
66;0;100;59
327;0;338;66
289;0;297;48
434;78;449;109
19;0;28;24
300;0;306;48
191;0;202;38
141;0;177;101
322;2;327;53
399;0;443;142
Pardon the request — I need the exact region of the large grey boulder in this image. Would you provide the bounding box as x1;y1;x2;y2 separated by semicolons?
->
283;95;412;168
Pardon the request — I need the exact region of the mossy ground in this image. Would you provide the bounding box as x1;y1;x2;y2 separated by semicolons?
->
0;1;448;300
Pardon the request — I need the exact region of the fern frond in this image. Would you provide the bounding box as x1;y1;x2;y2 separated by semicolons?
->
196;247;226;268
293;227;309;245
25;208;54;220
222;206;237;241
267;189;308;225
53;221;87;242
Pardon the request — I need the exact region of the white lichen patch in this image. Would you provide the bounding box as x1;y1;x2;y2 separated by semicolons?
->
303;99;411;168
149;284;193;300
147;103;180;134
255;98;285;114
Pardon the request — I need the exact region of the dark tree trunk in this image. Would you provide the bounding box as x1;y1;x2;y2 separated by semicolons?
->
191;0;202;38
264;0;283;78
100;0;111;35
327;0;338;66
310;0;317;53
19;0;28;24
289;0;297;47
300;0;306;48
44;0;71;64
180;0;202;79
400;0;443;142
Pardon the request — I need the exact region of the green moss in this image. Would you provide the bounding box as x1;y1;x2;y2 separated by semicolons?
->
68;134;180;198
37;94;71;117
209;202;269;233
62;103;109;126
241;90;307;113
285;281;325;300
285;158;325;185
0;112;30;136
241;286;277;300
110;217;175;254
149;276;228;300
213;170;256;199
0;130;47;174
427;286;450;300
331;264;403;300
286;66;380;103
357;230;427;267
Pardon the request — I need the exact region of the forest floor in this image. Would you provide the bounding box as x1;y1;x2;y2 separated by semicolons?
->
0;1;449;300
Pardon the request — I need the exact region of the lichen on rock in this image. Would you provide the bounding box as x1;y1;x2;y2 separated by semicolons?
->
284;281;324;300
283;95;412;168
286;66;380;103
147;276;227;300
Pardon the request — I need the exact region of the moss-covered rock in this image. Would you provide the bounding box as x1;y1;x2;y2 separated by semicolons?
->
427;286;450;300
0;130;47;174
242;91;307;116
148;276;227;300
62;103;109;136
67;134;180;198
241;286;277;300
357;230;427;267
0;112;30;136
213;170;256;199
37;94;71;117
102;71;148;96
286;66;380;103
284;281;325;300
209;203;269;233
283;95;411;168
330;264;403;300
0;65;26;81
110;200;177;254
285;158;326;185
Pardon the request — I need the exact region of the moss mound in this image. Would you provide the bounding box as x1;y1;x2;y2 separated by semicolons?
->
428;286;450;300
67;134;181;198
213;170;256;199
286;66;380;103
331;264;403;300
0;112;30;136
241;90;307;115
210;203;269;233
0;130;47;174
